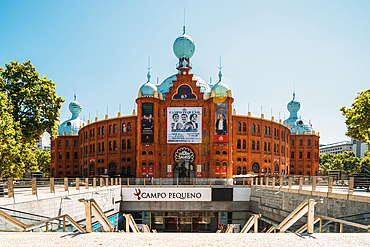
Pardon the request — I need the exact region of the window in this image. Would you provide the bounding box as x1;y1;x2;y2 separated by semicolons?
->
237;166;241;175
99;143;101;152
99;127;101;135
243;158;246;162
127;139;131;149
149;151;154;155
142;151;147;155
109;141;112;151
264;142;267;151
307;152;311;159
299;151;302;159
74;140;78;146
237;122;241;131
173;85;196;99
59;140;62;146
127;158;131;162
216;151;221;155
256;141;260;150
252;124;255;133
264;126;267;134
274;128;276;136
274;144;276;152
114;124;117;133
122;158;125;162
252;140;255;150
277;129;279;137
113;140;117;150
243;123;246;132
237;139;241;149
268;127;271;135
308;139;311;146
291;139;294;146
242;139;246;149
93;144;95;153
59;152;62;159
204;130;206;137
163;130;165;138
122;167;126;174
109;125;112;134
74;152;78;159
237;158;241;161
66;140;69;146
276;145;279;153
102;126;105;135
257;124;260;133
222;151;227;155
268;142;270;151
93;129;95;137
122;123;126;132
90;130;92;137
66;152;70;159
299;139;303;146
291;151;294;159
122;140;126;149
102;142;105;151
128;122;132;132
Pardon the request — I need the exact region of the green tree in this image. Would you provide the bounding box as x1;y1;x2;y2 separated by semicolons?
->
0;91;37;177
340;89;370;147
360;151;370;171
0;60;64;144
34;149;51;176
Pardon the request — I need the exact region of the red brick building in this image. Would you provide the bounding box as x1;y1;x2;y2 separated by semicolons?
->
51;30;319;178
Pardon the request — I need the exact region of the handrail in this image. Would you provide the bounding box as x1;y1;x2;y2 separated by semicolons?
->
225;224;235;233
240;214;260;233
318;215;370;232
295;216;321;233
79;198;113;233
125;214;140;233
266;225;276;233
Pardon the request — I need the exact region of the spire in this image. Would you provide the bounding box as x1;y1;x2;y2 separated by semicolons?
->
74;94;76;101
293;84;295;100
218;55;223;82
183;7;186;34
147;56;151;82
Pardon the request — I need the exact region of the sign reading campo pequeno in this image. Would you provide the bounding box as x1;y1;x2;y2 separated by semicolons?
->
122;188;212;201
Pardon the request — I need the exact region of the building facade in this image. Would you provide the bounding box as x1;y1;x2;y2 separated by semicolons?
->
51;29;320;178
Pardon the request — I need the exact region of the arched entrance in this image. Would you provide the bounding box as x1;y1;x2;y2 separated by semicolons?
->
109;162;117;177
173;147;195;179
90;163;95;176
252;162;260;173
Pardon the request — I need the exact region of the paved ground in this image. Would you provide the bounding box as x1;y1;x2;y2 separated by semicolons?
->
0;232;369;247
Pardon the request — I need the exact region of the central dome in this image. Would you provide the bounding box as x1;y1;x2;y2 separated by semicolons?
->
157;74;211;99
173;34;196;59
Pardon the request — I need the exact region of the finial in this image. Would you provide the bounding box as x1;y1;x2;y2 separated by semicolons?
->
74;94;76;101
218;55;223;81
183;7;186;34
147;56;151;82
293;84;295;100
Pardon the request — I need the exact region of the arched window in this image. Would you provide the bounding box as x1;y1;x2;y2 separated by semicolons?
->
109;163;117;176
237;158;241;161
142;151;147;155
242;167;247;174
59;140;62;146
148;151;153;155
59;152;62;159
113;141;117;150
237;166;241;175
264;142;267;151
237;122;241;131
291;151;294;159
257;124;260;133
127;166;132;175
252;124;255;133
299;171;303;175
102;126;105;135
252;140;255;150
122;167;126;174
127;122;132;132
122;158;126;162
307;152;311;159
274;144;276;152
93;129;95;137
114;124;117;133
307;171;310;176
122;123;126;132
299;151;302;159
242;140;246;149
252;162;260;172
90;164;95;176
291;139;294;146
256;141;260;150
66;140;69;146
274;164;279;172
264;126;267;134
66;152;70;159
99;127;101;135
102;142;105;151
274;128;276;136
277;129;279;137
308;139;311;146
237;139;241;149
109;141;112;151
243;123;246;132
127;158;131;162
268;142;271;151
268;127;271;135
127;139;131;149
74;152;78;159
216;151;221;155
74;140;78;146
243;158;246;162
222;151;227;155
173;85;196;99
276;145;279;153
122;140;126;149
299;139;303;146
109;125;112;134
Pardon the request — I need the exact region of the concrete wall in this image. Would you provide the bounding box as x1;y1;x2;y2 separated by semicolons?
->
250;188;370;224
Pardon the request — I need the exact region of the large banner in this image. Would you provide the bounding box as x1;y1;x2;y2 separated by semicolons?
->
122;187;211;201
214;102;228;142
141;103;154;143
167;107;202;143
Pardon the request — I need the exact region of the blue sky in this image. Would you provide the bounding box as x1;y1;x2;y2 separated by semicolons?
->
1;0;370;145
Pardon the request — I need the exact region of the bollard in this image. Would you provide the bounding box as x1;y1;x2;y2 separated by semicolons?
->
260;176;263;186
93;178;96;188
106;178;109;187
279;176;283;190
50;178;55;193
307;199;315;234
328;177;333;193
272;177;276;188
111;178;113;187
119;177;122;186
288;177;292;190
299;177;303;191
7;178;14;198
115;178;118;186
64;178;68;192
256;177;259;186
265;176;269;187
312;177;316;192
348;177;354;195
85;178;89;189
76;178;80;190
100;178;103;187
32;177;37;195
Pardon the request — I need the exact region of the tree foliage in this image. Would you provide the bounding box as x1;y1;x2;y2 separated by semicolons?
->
0;60;64;143
340;89;370;147
319;151;361;176
34;149;51;176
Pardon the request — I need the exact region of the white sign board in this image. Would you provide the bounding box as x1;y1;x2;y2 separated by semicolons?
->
122;187;211;201
167;107;202;143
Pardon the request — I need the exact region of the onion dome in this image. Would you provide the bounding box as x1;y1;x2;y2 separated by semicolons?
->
139;69;157;96
283;92;314;134
58;96;86;135
173;26;196;59
211;70;229;96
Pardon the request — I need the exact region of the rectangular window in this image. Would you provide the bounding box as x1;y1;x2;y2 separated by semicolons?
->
163;130;165;138
204;108;206;116
163;108;165;116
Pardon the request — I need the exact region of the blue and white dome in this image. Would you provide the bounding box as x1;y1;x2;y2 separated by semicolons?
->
58;96;85;135
283;93;314;134
173;33;195;59
157;74;211;99
211;71;229;96
139;70;157;96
